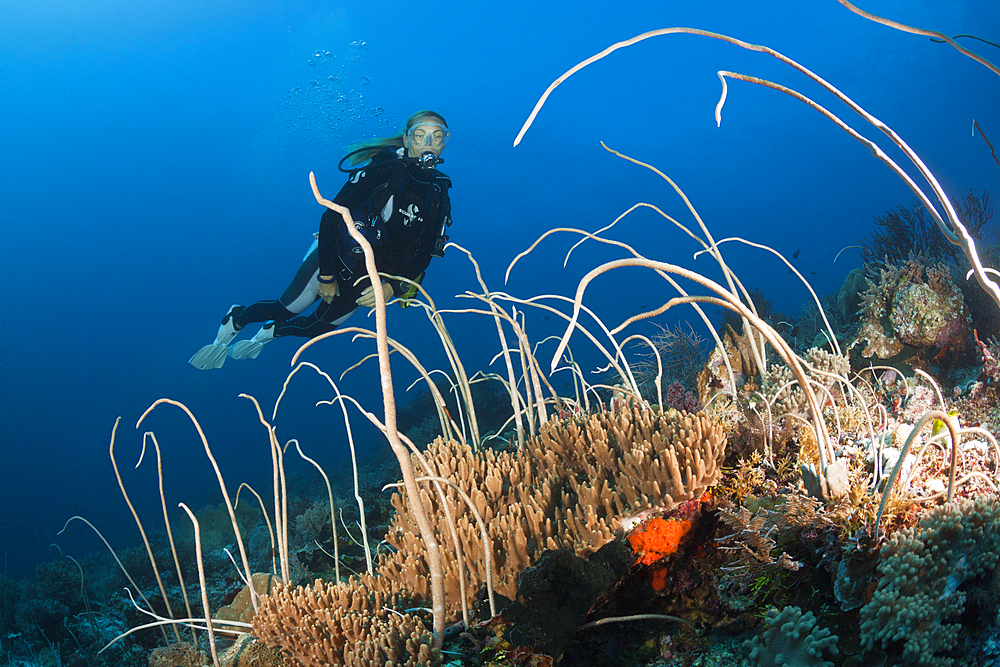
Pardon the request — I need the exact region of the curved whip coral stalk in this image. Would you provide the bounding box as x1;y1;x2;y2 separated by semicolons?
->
276;361;373;575
552;259;835;473
136;400;256;609
514;26;1000;310
305;171;446;647
875;409;961;535
835;0;1000;77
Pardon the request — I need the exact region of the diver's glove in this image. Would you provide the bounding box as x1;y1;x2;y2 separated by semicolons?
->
318;275;340;304
356;281;394;308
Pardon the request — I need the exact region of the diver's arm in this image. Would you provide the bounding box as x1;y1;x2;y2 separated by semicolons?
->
317;157;395;278
318;208;345;279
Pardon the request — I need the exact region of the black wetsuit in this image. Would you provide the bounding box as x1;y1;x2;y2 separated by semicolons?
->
233;147;452;338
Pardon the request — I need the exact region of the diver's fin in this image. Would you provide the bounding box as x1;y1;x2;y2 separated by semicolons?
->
189;344;229;370
214;305;244;345
228;321;275;360
188;305;244;370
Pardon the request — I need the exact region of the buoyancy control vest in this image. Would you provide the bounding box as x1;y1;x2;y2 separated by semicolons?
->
335;155;452;282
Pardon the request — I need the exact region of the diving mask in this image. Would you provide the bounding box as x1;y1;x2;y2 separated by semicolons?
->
406;122;450;148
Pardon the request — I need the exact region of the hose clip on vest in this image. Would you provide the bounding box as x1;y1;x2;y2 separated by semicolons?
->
431;215;452;258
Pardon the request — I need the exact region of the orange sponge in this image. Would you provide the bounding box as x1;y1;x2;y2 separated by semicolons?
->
626;516;695;566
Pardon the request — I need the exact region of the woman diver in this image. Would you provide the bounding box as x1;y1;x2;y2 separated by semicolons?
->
189;110;453;370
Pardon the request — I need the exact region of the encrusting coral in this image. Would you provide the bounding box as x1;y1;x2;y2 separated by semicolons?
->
219;633;285;667
856;255;970;360
148;642;211;667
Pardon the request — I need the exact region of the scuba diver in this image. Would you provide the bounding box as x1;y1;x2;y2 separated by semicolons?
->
189;110;453;370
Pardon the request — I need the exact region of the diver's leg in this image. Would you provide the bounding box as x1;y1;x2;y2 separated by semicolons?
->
229;240;324;359
274;293;360;339
233;240;321;330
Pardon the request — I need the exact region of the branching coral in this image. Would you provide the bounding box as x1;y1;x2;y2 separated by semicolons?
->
859;494;1000;666
377;405;727;615
745;605;839;667
252;575;439;667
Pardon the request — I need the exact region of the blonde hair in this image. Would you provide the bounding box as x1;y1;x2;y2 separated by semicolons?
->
345;110;449;166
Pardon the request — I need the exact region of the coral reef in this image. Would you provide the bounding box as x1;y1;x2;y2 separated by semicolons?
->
252;575;438;667
855;255;971;361
744;605;839;667
34;15;1000;667
860;495;1000;666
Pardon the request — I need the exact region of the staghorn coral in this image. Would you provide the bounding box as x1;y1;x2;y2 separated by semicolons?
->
378;405;727;615
252;575;439;667
859;494;1000;666
745;605;839;667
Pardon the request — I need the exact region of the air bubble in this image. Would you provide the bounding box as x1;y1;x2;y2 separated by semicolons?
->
359;76;371;86
307;60;317;67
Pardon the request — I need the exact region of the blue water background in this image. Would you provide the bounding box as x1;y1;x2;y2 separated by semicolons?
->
1;0;997;578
